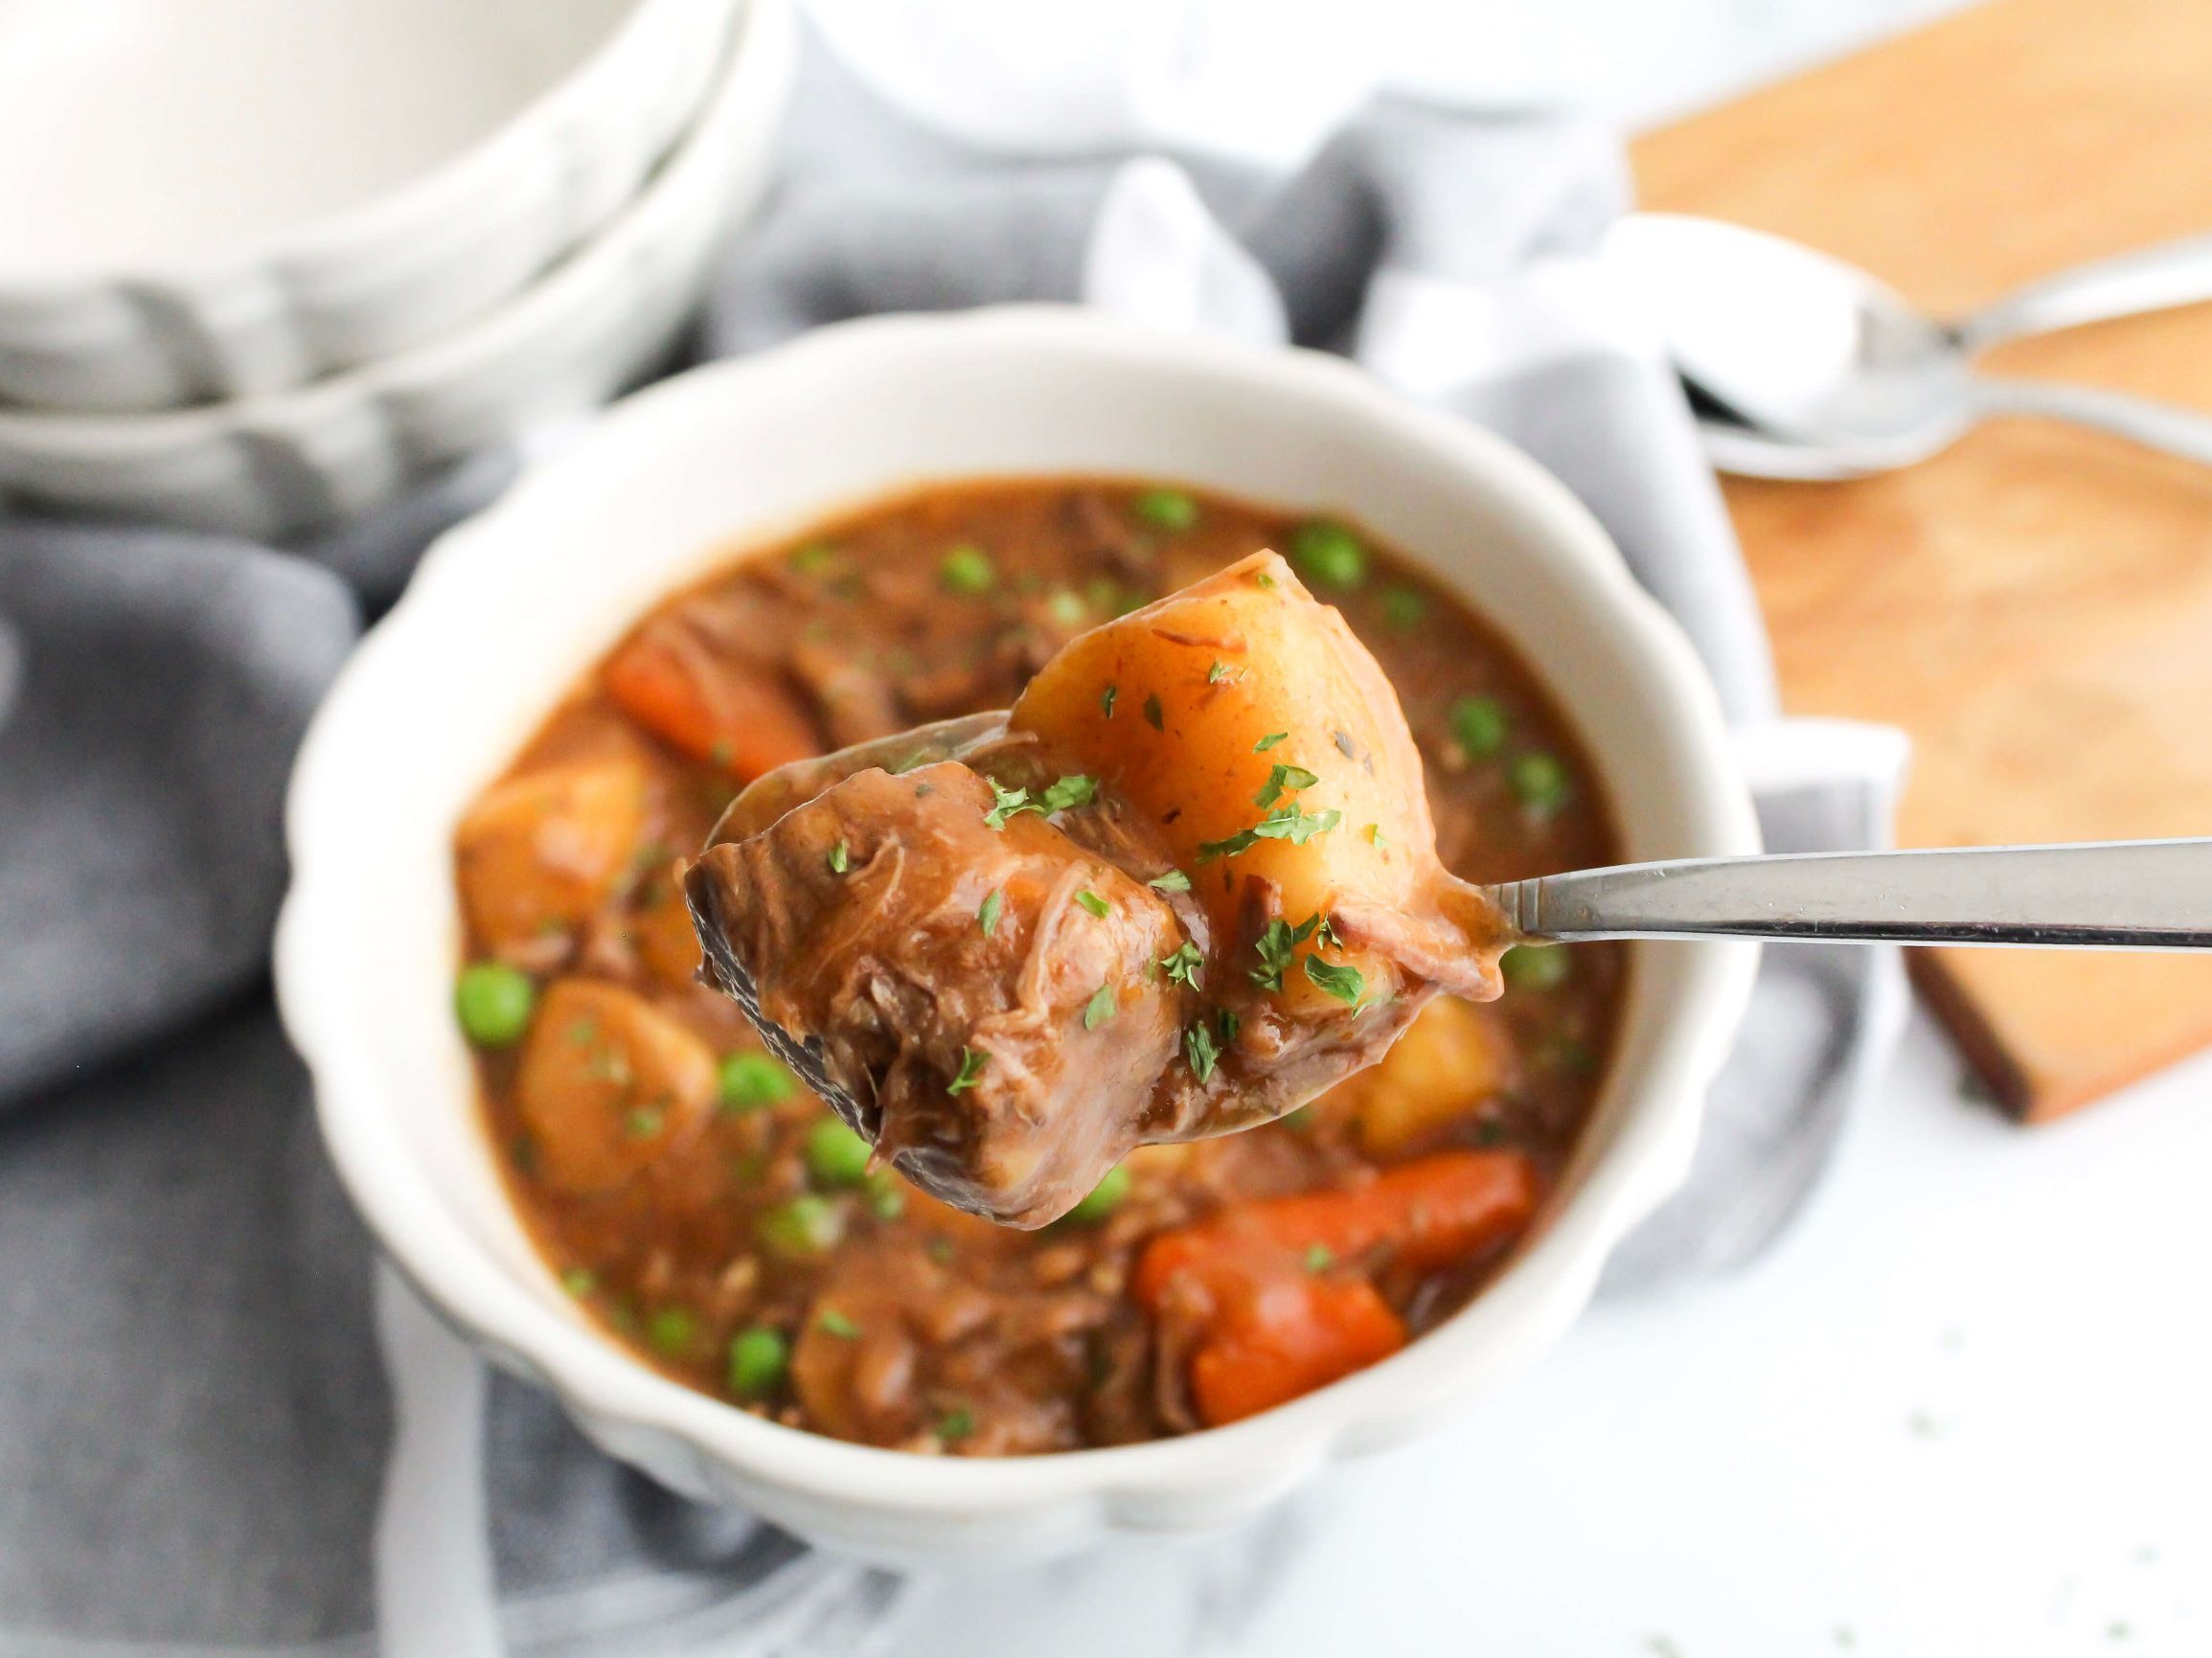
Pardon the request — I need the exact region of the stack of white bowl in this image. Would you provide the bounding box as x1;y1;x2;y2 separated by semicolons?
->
0;0;794;541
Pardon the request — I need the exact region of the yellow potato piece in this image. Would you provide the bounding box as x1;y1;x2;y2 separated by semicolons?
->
1329;995;1510;1156
1012;550;1457;1013
456;756;648;953
514;979;718;1192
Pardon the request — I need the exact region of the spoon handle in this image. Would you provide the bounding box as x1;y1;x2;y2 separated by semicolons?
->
1486;839;2212;949
1973;376;2212;467
1957;233;2212;352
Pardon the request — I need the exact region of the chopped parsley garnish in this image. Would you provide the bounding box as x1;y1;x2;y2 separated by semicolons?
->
1253;762;1319;808
1040;774;1098;812
1184;1021;1220;1082
946;1046;989;1094
1312;912;1343;950
1365;822;1387;848
937;1403;977;1442
827;840;851;874
1143;693;1165;731
1083;984;1117;1030
1207;659;1238;684
1147;869;1192;892
1304;953;1366;1006
1159;941;1205;989
1196;803;1342;861
817;1307;860;1339
1075;889;1110;919
1304;1243;1335;1274
1254;732;1289;752
977;888;1003;937
982;781;1036;829
1254;570;1277;589
1101;685;1118;719
1251;916;1319;991
1214;1007;1242;1045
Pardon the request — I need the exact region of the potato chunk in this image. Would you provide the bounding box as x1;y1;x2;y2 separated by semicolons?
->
455;756;648;954
514;978;718;1192
1317;995;1510;1156
1011;550;1498;1015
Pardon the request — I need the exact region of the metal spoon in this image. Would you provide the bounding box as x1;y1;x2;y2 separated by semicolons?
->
1488;837;2212;949
1608;214;2212;476
701;831;2212;1123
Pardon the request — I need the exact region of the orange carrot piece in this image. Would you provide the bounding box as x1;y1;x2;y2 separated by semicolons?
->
603;632;820;781
1188;1277;1406;1426
1135;1149;1539;1306
1135;1150;1539;1427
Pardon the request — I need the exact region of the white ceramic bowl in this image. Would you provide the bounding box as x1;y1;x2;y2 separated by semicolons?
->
0;0;792;540
0;0;737;413
276;307;1761;1565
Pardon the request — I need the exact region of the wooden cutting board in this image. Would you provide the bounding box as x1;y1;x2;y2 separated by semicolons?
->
1631;0;2212;1122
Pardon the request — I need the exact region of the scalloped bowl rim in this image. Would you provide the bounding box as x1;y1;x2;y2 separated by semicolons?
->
276;307;1760;1546
0;0;723;298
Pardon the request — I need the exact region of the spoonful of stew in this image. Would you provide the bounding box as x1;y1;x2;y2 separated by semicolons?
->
685;551;1511;1226
685;552;2212;1229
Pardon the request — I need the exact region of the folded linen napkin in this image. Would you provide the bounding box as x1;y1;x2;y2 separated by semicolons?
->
0;25;1905;1657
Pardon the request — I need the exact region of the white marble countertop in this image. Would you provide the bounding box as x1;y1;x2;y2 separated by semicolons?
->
856;3;2212;1652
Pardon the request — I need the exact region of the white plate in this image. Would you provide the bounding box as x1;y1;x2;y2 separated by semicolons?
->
0;0;737;413
277;307;1762;1563
0;0;793;538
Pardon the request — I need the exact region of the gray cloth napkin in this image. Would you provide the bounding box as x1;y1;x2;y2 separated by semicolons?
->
0;25;1904;1656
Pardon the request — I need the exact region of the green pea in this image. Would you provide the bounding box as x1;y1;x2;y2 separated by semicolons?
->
939;544;996;594
757;1194;844;1259
1448;694;1509;758
719;1052;794;1111
454;962;536;1047
727;1326;788;1399
864;1166;907;1220
805;1116;873;1188
1380;585;1426;630
1133;488;1198;532
1500;943;1571;991
1064;1164;1130;1225
1510;751;1573;817
646;1306;698;1356
1289;521;1366;590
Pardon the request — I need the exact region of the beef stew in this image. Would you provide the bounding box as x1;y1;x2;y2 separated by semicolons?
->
453;480;1624;1452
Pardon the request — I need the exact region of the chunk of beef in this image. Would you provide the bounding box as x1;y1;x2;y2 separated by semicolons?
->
686;762;1190;1227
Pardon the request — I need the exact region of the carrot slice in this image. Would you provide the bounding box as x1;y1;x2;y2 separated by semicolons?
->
1188;1276;1406;1425
1135;1149;1539;1307
1135;1150;1539;1427
603;630;820;781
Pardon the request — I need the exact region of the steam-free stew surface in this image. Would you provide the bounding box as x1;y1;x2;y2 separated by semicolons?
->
454;481;1623;1453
